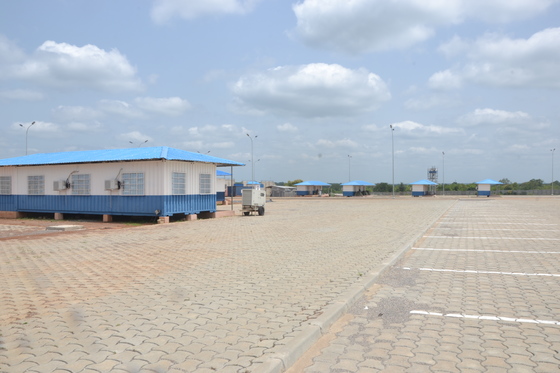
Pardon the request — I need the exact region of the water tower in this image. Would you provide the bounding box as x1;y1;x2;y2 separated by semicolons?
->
427;167;438;195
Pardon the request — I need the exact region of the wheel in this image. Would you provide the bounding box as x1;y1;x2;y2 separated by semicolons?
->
243;211;250;216
258;206;265;216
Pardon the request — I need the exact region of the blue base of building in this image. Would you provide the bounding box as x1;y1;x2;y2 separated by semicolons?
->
296;191;309;196
0;194;217;217
412;191;425;197
477;191;491;196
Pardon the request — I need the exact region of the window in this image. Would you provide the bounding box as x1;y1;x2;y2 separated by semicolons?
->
28;175;44;195
199;173;211;194
172;172;186;195
0;176;11;195
122;173;144;195
72;174;91;195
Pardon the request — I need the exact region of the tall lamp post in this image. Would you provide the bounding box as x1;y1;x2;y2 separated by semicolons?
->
19;121;35;155
348;155;352;182
246;133;257;183
442;151;445;196
390;125;395;198
552;148;556;195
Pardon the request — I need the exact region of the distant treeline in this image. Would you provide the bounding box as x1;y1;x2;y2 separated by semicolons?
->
277;178;559;194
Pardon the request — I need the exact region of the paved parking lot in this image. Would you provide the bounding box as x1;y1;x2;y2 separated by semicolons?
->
289;197;560;373
1;197;558;372
0;197;452;373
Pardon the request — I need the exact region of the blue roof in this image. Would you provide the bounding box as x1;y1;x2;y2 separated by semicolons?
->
0;147;245;167
217;170;232;176
476;179;503;185
295;180;331;186
341;180;375;186
410;179;438;185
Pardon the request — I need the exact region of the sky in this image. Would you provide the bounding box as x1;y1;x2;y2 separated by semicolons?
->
1;0;559;184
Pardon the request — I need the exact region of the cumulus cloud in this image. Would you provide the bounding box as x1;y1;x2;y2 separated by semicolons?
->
52;105;103;122
391;120;463;135
292;0;555;54
98;100;144;119
458;108;532;126
9;40;143;92
119;131;153;144
277;123;298;132
134;97;191;116
151;0;260;23
432;28;560;89
232;63;391;118
428;70;463;90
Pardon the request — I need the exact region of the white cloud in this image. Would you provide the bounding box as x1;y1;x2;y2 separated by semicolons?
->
277;123;298;132
458;108;532;126
391;120;463;134
52;105;102;122
292;0;555;54
11;40;143;92
98;100;144;119
0;89;44;101
428;70;463;90
118;131;152;144
0;34;25;65
134;97;191;116
151;0;260;23
316;138;359;148
433;28;560;89
232;63;391;118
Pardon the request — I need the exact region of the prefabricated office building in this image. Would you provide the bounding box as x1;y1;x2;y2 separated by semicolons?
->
0;147;244;220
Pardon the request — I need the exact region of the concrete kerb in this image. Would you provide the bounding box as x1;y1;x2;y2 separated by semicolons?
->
253;200;458;373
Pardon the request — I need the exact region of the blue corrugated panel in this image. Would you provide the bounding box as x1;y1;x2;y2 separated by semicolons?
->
1;194;217;217
0;147;245;167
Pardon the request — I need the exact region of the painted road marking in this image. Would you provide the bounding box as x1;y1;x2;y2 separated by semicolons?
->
410;311;560;326
402;267;560;277
413;247;560;254
437;222;557;225
435;228;559;232
424;236;560;240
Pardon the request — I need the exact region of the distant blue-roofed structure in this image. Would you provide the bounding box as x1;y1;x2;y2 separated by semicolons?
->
294;181;331;196
341;180;375;197
0;147;244;221
475;179;503;196
410;179;438;197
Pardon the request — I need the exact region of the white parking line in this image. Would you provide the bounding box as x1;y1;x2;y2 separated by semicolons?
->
410;310;560;326
402;267;560;277
437;222;557;225
413;247;560;254
424;236;560;240
435;228;559;232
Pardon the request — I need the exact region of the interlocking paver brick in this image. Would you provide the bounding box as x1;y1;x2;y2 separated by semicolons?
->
287;197;560;373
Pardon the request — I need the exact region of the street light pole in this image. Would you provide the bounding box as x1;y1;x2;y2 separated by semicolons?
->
19;121;36;155
348;155;352;182
442;151;445;196
552;148;556;195
390;125;395;198
246;133;257;183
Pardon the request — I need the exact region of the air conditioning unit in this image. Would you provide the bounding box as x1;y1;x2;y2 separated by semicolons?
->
53;180;69;191
105;179;120;190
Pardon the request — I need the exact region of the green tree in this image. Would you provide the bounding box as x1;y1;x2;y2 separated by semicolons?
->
285;179;303;187
373;182;391;193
